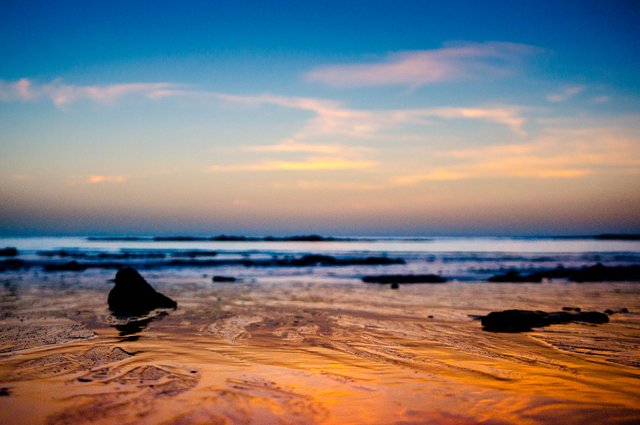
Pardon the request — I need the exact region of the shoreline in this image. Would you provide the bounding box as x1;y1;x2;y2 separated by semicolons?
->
1;273;639;424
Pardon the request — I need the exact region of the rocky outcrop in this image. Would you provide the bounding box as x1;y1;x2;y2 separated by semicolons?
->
480;309;609;332
108;268;177;316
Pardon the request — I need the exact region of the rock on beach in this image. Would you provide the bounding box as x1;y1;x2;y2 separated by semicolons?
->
108;268;177;316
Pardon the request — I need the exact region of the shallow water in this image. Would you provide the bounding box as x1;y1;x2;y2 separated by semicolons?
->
2;236;640;282
1;271;639;424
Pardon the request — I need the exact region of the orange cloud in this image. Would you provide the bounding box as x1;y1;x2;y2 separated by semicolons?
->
393;125;640;185
86;175;126;184
209;157;377;172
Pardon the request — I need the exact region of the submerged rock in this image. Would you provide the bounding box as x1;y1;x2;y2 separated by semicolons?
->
488;264;640;283
0;247;18;256
108;268;177;316
212;275;237;282
362;274;447;284
0;259;26;271
43;261;87;272
480;309;609;332
487;270;542;283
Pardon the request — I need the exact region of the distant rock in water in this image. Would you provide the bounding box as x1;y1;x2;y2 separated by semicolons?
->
480;309;609;332
487;264;640;283
487;270;542;283
0;259;25;271
212;275;237;282
171;250;218;258
43;261;87;272
362;274;447;284
0;247;18;256
108;268;177;316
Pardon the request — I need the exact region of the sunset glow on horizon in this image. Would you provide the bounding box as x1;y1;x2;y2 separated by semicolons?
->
1;1;639;236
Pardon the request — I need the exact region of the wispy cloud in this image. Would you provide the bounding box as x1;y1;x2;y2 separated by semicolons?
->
86;175;126;184
591;95;611;104
217;92;527;137
245;140;371;155
208;157;377;172
0;78;178;107
305;42;537;88
393;125;640;185
546;85;584;103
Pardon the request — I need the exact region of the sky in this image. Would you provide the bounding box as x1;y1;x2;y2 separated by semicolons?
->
1;0;639;236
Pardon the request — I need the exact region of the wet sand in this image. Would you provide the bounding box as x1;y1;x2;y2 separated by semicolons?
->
1;273;639;424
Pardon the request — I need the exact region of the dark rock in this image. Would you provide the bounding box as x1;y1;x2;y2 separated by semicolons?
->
43;261;87;272
620;308;629;313
481;309;609;332
0;259;26;271
390;282;399;289
171;250;218;258
97;252;165;259
488;264;640;283
487;270;542;283
566;264;640;282
37;249;87;258
287;254;337;266
604;309;615;315
0;387;10;396
362;274;447;284
0;247;18;256
212;276;237;282
577;311;610;324
108;268;177;316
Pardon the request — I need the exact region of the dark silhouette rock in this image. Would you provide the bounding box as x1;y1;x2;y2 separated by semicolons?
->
362;274;447;284
390;282;399;289
171;250;218;258
488;264;640;283
0;247;18;256
481;309;609;332
565;264;640;282
0;387;10;396
212;275;237;282
43;261;87;272
108;268;177;316
0;259;26;271
487;270;542;283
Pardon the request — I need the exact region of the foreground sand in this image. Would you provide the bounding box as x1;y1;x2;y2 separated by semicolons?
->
1;272;639;424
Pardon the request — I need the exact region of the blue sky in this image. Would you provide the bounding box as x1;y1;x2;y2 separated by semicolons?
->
1;1;639;236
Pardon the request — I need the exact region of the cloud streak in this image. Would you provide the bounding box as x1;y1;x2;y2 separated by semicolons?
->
305;42;537;88
245;140;371;155
86;175;126;184
393;126;640;185
217;92;527;137
546;86;584;103
0;78;178;107
209;157;377;172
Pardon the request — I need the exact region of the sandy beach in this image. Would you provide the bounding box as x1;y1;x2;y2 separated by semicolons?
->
1;270;639;425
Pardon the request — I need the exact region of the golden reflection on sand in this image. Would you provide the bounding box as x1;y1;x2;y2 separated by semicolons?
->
0;276;639;424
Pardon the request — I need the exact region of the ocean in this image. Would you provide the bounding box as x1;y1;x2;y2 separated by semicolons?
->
1;235;639;283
